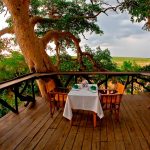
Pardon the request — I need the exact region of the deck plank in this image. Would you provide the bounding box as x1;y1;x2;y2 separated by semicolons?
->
0;93;150;150
91;124;100;150
0;98;44;135
72;112;88;150
62;112;82;150
122;96;144;150
123;95;150;150
34;111;63;150
107;113;115;142
0;100;48;150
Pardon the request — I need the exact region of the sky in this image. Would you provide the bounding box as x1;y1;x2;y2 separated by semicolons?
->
0;8;150;58
80;11;150;58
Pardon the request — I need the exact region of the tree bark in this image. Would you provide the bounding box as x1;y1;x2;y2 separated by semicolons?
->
3;0;57;100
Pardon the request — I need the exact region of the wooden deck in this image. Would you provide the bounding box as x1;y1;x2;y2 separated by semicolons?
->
0;93;150;150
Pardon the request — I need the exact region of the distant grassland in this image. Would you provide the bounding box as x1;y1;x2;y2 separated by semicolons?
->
112;57;150;67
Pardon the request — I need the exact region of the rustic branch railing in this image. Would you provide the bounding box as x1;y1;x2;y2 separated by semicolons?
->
0;71;150;114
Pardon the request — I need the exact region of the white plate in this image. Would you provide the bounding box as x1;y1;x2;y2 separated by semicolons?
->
90;90;97;93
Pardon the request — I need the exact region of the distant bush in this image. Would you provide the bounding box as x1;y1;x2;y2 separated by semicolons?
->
139;64;150;72
120;60;141;72
0;51;29;82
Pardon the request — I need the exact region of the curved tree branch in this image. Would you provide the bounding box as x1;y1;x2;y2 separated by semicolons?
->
42;30;106;71
75;4;121;19
29;3;122;29
61;32;107;71
42;30;60;47
0;27;14;37
82;52;106;71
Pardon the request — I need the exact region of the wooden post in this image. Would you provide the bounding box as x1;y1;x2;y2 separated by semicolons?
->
131;76;134;95
14;86;19;113
31;79;35;102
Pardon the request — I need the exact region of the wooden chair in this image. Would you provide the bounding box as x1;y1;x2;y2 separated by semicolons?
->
99;82;125;121
46;80;69;117
116;82;125;94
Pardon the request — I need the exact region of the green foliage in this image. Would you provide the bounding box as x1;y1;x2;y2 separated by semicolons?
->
59;54;79;71
94;47;117;71
0;51;40;117
51;53;80;71
0;106;9;117
0;51;29;82
0;90;14;117
139;64;150;71
31;0;103;36
83;45;117;71
120;60;141;72
51;45;116;72
120;0;150;29
0;1;5;14
30;0;44;15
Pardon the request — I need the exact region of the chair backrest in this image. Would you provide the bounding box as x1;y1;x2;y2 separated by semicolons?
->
46;80;69;109
46;79;56;93
49;89;69;109
99;83;125;121
45;80;69;116
116;83;125;94
100;93;122;104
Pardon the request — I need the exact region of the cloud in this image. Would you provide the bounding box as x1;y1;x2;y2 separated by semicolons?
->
80;11;150;58
0;12;10;29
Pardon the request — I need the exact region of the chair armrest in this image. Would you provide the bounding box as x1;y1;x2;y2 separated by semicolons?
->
54;87;70;93
48;90;68;101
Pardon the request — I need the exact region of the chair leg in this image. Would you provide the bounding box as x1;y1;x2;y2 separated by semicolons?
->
93;112;97;128
116;104;120;121
50;101;56;117
70;119;72;126
115;110;119;121
50;105;54;117
56;101;59;110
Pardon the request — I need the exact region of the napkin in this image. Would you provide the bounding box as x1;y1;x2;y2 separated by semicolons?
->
90;85;96;91
73;84;78;89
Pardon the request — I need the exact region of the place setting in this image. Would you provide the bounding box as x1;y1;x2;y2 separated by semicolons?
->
89;85;97;93
71;79;98;94
72;84;80;91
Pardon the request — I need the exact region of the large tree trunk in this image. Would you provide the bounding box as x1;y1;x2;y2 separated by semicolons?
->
3;0;57;100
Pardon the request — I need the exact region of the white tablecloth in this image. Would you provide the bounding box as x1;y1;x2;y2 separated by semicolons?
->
63;84;104;120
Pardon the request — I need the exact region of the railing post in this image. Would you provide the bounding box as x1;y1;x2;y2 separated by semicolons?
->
74;75;77;83
14;86;19;113
131;76;134;95
105;75;108;89
31;79;35;101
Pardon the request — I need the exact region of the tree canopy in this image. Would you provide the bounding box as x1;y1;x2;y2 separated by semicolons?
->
0;0;149;60
119;0;150;30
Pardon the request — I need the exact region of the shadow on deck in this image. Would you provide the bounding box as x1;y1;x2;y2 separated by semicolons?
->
0;93;150;150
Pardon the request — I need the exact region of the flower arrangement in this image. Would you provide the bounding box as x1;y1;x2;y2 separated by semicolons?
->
82;79;88;87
